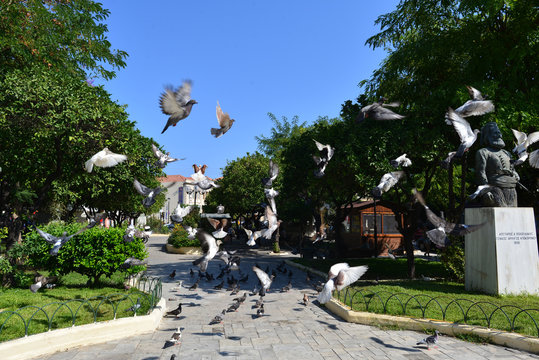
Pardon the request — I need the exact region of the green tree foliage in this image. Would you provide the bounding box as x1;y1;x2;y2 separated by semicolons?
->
205;153;271;218
9;223;147;285
255;113;308;158
167;224;199;248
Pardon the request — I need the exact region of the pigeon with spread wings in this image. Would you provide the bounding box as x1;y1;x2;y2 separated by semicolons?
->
372;171;405;198
85;148;127;173
211;101;235;138
445;107;480;158
454;86;494;117
260;205;281;240
252;266;275;296
413;189;485;248
160;80;197;134
511;129;539;167
317;263;368;304
151;144;183;168
133;179;162;207
261;159;279;187
35;225;88;256
192;229;220;272
171;205;193;223
356;98;405;123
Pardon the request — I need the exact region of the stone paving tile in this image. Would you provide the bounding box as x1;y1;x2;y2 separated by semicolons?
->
30;235;539;360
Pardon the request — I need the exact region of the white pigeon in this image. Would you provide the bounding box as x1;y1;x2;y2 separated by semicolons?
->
244;228;261;246
313;155;329;178
511;129;539;166
84;148;127;173
468;185;494;200
313;140;335;162
261;159;279;187
192;229;219;272
529;149;539;168
264;188;279;215
317;264;368;304
372;171;405;198
151;144;183;168
390;154;412;168
445;107;480;157
252;266;275;296
170;205;193;223
183;225;197;240
260;205;281;240
454;86;494;117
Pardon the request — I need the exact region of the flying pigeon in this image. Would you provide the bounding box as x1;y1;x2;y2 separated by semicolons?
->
84;148;127;173
133;179;162;207
454;86;494;117
313;155;329;178
211;101;235;138
264;188;279;215
160;80;197;134
413;189;485;248
416;330;440;349
151;144;183;168
441;151;457;169
163;327;182;348
170;205;193;223
252;266;275;296
356;98;405;122
511;129;539;167
317;263;368;304
126;298;141;313
35;226;87;256
372;171;405;198
183;225;197;240
244;228;261;247
120;257;147;269
30;274;57;293
192;229;220;272
188;172;220;193
165;303;182;317
390;154;412;168
261;159;279;187
445;107;480;158
260;205;281;240
207;218;228;239
313;140;335;162
529;150;539;169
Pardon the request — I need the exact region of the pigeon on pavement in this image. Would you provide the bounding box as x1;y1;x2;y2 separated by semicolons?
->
211;101;235;138
133;179;162;207
454;86;494;117
356;98;404;122
166;303;182;317
317;263;368;304
163;327;182;348
445;107;480;158
152;144;183;168
160;80;197;134
416;330;440;349
84;148;127;173
210;310;226;324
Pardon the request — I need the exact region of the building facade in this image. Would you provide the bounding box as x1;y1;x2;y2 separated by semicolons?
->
156;175;211;223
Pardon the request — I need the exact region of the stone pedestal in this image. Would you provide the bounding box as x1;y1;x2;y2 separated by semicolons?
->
465;207;539;295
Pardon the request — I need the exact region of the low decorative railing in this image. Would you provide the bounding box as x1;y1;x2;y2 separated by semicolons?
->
0;275;162;342
337;288;539;337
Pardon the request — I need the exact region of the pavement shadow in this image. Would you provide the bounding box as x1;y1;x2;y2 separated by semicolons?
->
370;337;422;352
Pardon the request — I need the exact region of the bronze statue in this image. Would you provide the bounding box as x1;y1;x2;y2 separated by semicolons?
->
474;122;519;207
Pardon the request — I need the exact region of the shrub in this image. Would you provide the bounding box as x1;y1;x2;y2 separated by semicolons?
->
440;239;465;282
182;206;201;228
146;217;164;232
167;224;200;248
9;223;148;285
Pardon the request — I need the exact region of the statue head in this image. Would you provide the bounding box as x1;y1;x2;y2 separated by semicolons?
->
480;122;505;149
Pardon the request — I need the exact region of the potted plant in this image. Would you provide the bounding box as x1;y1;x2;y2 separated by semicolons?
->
166;224;202;254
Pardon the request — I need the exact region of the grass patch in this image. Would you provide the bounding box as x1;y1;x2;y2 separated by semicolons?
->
295;258;539;337
0;271;154;342
455;333;491;344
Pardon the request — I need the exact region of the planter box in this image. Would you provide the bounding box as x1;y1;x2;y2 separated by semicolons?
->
165;244;202;255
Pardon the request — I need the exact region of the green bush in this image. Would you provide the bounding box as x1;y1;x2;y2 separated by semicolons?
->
440;239;465;282
146;217;164;232
182;205;201;228
9;223;148;285
167;224;200;248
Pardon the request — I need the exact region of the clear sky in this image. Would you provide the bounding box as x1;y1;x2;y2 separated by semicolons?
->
97;0;400;179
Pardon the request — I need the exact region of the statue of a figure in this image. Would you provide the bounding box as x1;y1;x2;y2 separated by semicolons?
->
475;122;519;207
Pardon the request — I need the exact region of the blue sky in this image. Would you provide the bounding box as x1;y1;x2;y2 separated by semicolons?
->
97;1;400;179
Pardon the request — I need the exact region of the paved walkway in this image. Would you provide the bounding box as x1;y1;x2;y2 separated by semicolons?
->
37;235;537;360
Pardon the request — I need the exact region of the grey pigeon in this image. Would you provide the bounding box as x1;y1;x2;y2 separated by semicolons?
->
163;327;182;348
166;303;182;317
30;274;57;293
260;205;281;240
210;310;226;324
264;188;279;215
511;129;539;167
160;80;197;134
313;140;335;162
192;230;219;272
211;101;235;138
170;205;193;223
126;298;141;313
252;266;275;296
445;107;480;157
416;330;439;349
151;144;183;168
390;154;412;168
313;155;329;178
261;159;279;187
84;147;127;173
372;171;405;198
120;257;147;269
441;151;457;169
356;98;404;122
133;179;162;207
35;226;87;256
454;86;494;117
317;263;368;304
413;189;485;248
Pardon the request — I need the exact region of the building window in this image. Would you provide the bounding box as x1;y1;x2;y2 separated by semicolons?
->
362;214;382;234
178;187;183;204
382;214;400;234
350;215;361;233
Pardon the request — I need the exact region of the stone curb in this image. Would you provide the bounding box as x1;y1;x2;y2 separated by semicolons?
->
285;259;539;355
0;298;166;360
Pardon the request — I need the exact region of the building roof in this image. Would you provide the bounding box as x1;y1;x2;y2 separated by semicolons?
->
157;174;192;183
